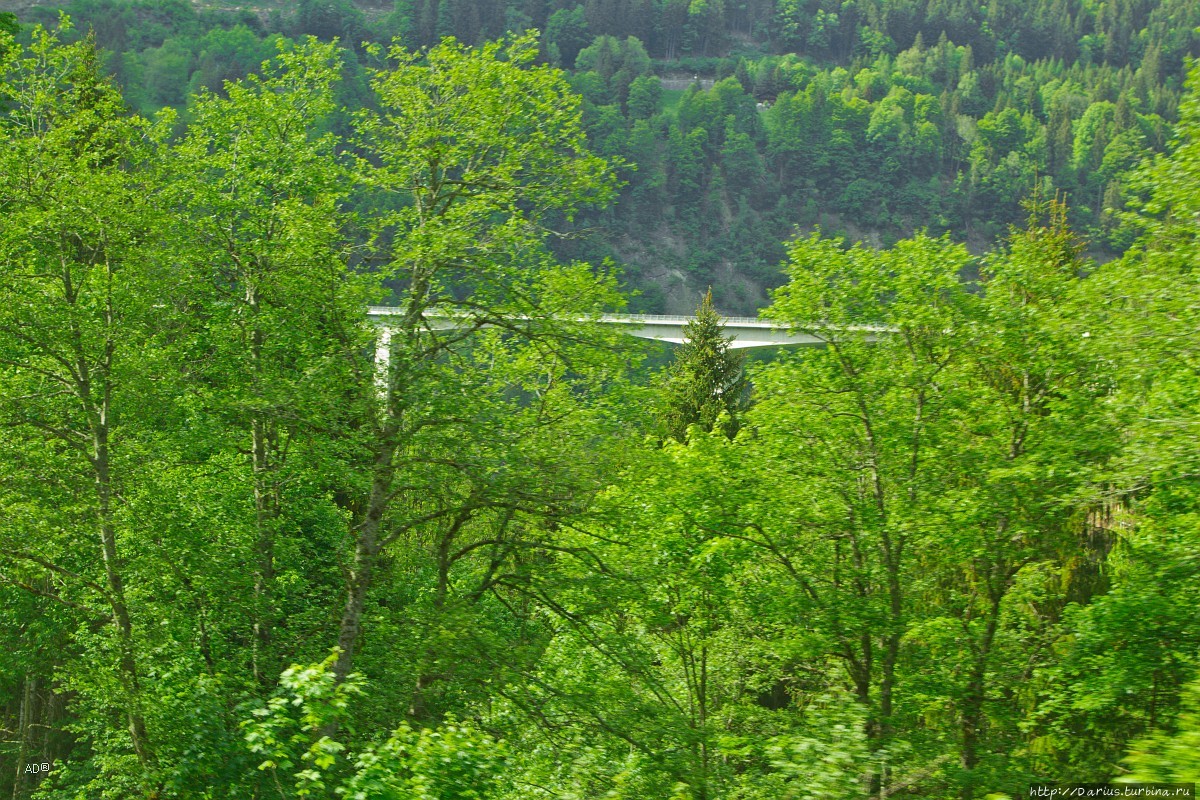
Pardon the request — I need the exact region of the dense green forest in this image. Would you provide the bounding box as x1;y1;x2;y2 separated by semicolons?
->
2;2;1200;799
2;0;1198;310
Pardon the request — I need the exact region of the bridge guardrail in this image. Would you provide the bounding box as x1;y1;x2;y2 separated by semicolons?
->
366;307;893;334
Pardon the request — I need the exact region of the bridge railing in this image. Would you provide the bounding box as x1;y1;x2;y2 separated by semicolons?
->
595;313;771;326
369;307;782;328
366;307;894;336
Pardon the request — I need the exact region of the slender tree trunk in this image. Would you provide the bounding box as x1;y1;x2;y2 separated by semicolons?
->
332;446;395;684
698;643;709;800
959;586;1004;800
331;284;434;687
94;425;152;769
12;675;35;800
408;513;475;719
872;556;903;800
246;287;282;688
880;548;903;736
251;414;278;687
72;282;153;769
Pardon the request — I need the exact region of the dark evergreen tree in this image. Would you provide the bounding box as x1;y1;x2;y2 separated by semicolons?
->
0;12;17;40
663;289;750;442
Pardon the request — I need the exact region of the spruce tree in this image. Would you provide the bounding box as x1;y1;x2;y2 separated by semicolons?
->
663;289;749;442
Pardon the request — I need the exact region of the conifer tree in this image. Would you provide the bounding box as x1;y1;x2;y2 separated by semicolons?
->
663;289;749;442
0;12;16;41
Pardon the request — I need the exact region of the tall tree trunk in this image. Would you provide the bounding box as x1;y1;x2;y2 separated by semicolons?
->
409;512;475;719
12;675;36;800
246;288;282;688
94;424;152;769
251;414;279;687
880;545;903;738
698;643;709;800
331;286;432;686
331;447;395;685
959;584;1004;800
73;289;153;769
873;558;903;800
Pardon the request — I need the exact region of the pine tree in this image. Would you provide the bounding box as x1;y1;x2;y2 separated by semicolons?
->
663;289;750;442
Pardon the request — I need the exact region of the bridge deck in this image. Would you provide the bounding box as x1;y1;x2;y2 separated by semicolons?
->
366;307;887;349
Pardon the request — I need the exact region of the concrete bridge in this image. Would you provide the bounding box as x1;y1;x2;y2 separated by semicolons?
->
367;307;888;350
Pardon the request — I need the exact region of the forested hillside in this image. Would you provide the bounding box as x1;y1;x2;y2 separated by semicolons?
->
1;0;1197;310
2;5;1200;800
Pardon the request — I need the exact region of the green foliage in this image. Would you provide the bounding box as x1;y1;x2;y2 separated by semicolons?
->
1121;677;1200;782
1070;61;1200;785
244;652;363;797
546;5;589;67
341;719;507;800
359;32;617;299
627;73;663;118
747;695;872;800
0;19;169;792
245;653;508;799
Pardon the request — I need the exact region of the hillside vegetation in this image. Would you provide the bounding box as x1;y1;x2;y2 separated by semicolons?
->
2;0;1197;310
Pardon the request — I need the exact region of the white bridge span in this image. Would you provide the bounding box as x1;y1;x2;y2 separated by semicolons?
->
367;307;887;350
